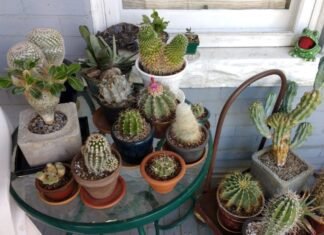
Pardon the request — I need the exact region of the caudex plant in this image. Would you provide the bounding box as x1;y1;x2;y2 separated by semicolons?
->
249;64;324;167
149;154;178;180
219;172;264;215
36;162;66;185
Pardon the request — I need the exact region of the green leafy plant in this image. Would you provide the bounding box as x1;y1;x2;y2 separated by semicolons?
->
117;109;146;138
142;9;169;35
149;155;178;179
0;59;84;99
36;162;66;185
219;172;263;215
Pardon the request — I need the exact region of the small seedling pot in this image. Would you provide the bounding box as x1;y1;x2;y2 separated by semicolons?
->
140;150;186;194
186;42;199;55
196;107;210;127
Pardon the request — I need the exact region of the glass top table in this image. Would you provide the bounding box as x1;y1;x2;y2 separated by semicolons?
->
10;120;213;234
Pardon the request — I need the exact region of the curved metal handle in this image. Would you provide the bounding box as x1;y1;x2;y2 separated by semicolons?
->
204;69;287;191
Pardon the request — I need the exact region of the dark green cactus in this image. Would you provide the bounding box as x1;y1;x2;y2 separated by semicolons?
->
117;109;146;138
138;79;177;122
138;24;188;75
219;172;264;215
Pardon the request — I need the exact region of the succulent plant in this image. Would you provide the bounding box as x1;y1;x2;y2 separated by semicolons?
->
249;70;324;166
117;109;146;138
138;79;177;122
171;103;202;144
312;175;324;216
149;155;178;179
36;162;66;185
185;28;199;43
98;68;132;105
219;172;263;215
191;103;205;119
27;28;65;65
141;10;169;35
138;24;188;75
79;25;136;75
81;133;119;176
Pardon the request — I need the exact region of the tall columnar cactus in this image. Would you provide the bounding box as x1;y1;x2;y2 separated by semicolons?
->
191;103;205;118
171;103;202;144
312;175;324;216
98;70;132;105
81;134;119;176
138;79;177;121
117;109;146;138
261;191;304;235
36;162;66;185
27;28;65;65
149;155;178;179
138;24;188;75
249;77;323;166
219;172;263;214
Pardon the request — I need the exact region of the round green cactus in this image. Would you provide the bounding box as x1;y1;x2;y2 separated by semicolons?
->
138;79;177;122
36;162;66;185
82;133;119;176
149;155;178;179
117;109;146;138
219;172;263;215
191;103;205;119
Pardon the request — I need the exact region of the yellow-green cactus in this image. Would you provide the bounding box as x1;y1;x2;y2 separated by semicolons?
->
117;109;146;138
36;162;66;185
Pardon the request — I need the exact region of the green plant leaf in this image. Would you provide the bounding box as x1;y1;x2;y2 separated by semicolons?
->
49;83;64;96
68;77;84;91
67;64;81;75
35;80;47;89
79;25;91;47
12;87;25;95
25;74;35;85
0;76;13;88
29;87;42;99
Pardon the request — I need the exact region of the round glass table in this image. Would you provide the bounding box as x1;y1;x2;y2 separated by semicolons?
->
10;117;213;235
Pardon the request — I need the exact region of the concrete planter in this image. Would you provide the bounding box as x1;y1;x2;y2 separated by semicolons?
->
18;102;82;167
251;146;314;197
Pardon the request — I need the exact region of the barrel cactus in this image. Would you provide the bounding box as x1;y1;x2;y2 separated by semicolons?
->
27;28;65;65
171;103;202;144
36;162;66;185
249;70;324;166
149;155;178;179
138;79;177;122
138;24;188;75
191;103;205;119
117;109;146;138
81;134;119;176
219;172;264;215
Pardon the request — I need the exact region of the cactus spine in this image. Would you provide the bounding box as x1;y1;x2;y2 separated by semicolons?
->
82;134;119;175
36;162;66;185
138;79;177;121
171;103;202;144
117;109;146;138
149;155;178;179
138;24;188;75
191;103;205;119
219;172;263;215
249;80;322;167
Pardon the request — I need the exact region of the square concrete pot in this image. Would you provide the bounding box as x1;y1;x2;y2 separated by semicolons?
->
251;146;313;198
18;102;82;167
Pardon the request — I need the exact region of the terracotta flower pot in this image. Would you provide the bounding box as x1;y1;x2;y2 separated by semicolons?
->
216;187;264;233
152;118;174;139
140;151;186;194
309;217;324;234
35;164;77;202
71;148;122;199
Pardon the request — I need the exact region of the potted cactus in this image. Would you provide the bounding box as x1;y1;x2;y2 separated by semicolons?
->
140;150;186;194
249;65;324;197
309;174;324;234
72;133;122;200
0;28;84;166
191;103;210;128
216;172;265;233
184;28;200;55
111;109;154;164
141;9;169;43
135;19;188;91
166;103;209;164
138;79;178;138
35;162;78;202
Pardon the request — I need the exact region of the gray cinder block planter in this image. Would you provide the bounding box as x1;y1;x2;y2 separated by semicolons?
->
18;102;82;166
251;146;313;197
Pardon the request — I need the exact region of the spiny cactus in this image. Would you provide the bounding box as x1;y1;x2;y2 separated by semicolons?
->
27;28;65;65
249;78;322;166
191;103;205;119
138;79;177;121
171;103;202;144
262;191;304;235
117;109;146;138
149;155;178;179
98;69;132;105
219;172;263;215
82;134;119;176
138;24;188;75
312;175;324;216
142;9;169;35
36;162;66;185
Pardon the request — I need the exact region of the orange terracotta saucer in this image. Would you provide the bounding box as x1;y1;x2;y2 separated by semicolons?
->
80;176;126;209
38;184;81;206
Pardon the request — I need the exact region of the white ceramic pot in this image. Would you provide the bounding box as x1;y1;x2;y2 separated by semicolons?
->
135;58;188;92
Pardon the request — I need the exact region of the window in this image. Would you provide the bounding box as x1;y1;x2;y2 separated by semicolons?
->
90;0;324;47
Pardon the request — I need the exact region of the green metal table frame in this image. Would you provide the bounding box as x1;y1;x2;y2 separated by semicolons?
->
10;131;213;235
